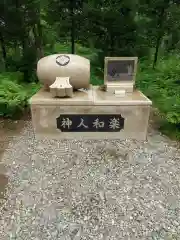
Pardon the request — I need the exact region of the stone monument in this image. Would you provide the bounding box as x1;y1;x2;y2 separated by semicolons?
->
104;57;138;95
30;54;152;140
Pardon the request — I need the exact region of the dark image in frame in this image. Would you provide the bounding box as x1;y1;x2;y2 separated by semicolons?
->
104;57;138;84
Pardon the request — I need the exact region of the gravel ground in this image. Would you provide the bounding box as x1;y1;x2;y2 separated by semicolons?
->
0;121;180;240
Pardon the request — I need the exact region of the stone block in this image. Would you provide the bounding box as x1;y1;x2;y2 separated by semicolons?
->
29;86;152;140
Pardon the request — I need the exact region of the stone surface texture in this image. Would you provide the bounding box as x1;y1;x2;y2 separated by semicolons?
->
49;77;73;98
30;87;151;140
106;83;134;94
0;121;180;240
37;54;90;90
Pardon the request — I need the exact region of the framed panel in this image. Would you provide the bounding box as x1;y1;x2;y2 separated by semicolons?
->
104;57;138;86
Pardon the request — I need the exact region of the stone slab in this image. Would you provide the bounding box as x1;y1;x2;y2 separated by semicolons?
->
30;87;152;140
29;87;94;106
106;83;134;94
93;86;152;106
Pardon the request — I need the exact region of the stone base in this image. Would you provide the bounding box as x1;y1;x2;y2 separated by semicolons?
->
29;86;152;140
106;82;134;94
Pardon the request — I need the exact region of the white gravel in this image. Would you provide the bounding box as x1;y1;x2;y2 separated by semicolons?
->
0;121;180;239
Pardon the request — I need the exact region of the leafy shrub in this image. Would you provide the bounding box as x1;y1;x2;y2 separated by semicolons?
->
90;68;103;86
0;80;27;118
136;54;180;139
0;73;40;118
0;71;24;83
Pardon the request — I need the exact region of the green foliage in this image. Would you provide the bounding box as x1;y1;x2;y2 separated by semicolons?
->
0;80;26;118
46;42;100;65
90;68;103;86
0;72;24;83
137;54;180;139
0;73;40;118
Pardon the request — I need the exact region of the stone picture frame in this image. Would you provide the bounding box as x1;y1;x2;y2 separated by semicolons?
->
104;57;138;86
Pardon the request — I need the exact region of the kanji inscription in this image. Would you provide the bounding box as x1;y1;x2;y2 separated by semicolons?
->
57;114;124;132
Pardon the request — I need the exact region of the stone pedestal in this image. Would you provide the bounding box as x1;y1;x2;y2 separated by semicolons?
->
29;86;152;140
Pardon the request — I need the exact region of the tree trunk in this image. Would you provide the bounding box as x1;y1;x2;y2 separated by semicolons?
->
153;3;169;68
37;20;44;57
33;23;44;59
0;31;7;70
153;32;163;69
110;34;115;56
70;0;75;54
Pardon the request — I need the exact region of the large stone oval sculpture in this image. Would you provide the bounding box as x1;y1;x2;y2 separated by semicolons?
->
37;54;90;90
